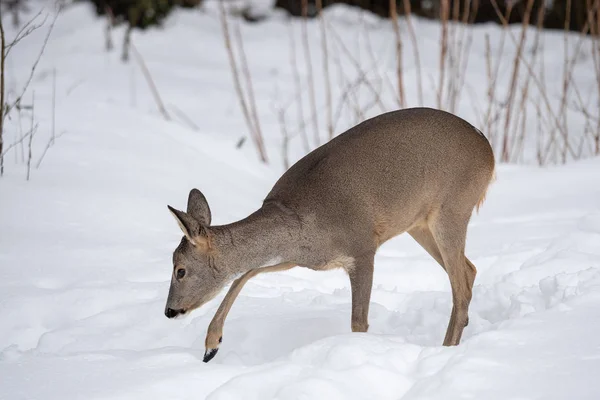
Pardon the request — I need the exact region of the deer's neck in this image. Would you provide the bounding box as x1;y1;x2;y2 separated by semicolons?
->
212;202;300;276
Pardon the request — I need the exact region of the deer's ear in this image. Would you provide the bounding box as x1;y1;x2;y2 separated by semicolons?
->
187;189;211;226
167;205;209;247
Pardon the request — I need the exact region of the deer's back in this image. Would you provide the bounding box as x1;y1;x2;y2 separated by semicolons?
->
265;108;494;254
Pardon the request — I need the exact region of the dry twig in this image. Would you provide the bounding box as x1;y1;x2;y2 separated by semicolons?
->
301;0;320;147
218;0;267;162
389;0;405;108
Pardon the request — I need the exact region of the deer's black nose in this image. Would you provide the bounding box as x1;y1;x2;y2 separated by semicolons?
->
165;308;183;318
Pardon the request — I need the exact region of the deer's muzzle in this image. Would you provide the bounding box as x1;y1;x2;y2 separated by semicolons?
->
165;307;185;319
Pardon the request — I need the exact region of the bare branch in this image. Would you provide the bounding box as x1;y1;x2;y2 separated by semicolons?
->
438;0;449;109
327;22;386;113
1;16;6;176
3;11;58;120
287;21;309;152
1;123;36;159
169;103;199;131
389;0;405;108
403;0;423;106
5;10;46;56
316;0;333;140
489;0;580;160
233;21;265;158
277;107;290;170
35;131;65;169
26;92;35;181
301;0;320;147
36;69;60;169
130;42;171;121
500;0;535;162
218;0;267;163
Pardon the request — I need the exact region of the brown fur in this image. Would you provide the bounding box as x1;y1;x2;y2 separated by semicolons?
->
165;108;495;360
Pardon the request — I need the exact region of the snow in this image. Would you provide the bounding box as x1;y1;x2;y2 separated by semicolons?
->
1;1;600;399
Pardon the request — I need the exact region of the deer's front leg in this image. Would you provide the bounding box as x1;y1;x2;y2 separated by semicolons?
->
349;254;375;333
203;262;295;362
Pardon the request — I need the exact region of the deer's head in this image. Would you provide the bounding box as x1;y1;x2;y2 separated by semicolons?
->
164;189;228;319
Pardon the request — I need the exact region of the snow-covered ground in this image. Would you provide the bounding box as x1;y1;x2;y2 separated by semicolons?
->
1;2;600;399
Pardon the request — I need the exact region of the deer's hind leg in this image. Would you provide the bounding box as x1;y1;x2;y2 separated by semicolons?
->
408;224;446;271
428;209;477;346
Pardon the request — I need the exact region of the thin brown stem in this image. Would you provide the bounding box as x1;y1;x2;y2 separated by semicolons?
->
0;18;5;176
26;93;35;181
328;23;386;112
287;22;310;153
277;107;290;170
316;0;333;139
450;0;474;114
362;15;397;108
438;0;449;109
490;0;577;160
233;21;265;160
218;0;267;163
501;0;535;162
586;0;600;154
35;68;57;169
169;103;200;131
390;0;405;108
1;10;58;176
536;99;543;165
301;0;320;147
403;0;423;106
558;0;572;163
130;42;171;121
5;10;45;57
509;0;546;162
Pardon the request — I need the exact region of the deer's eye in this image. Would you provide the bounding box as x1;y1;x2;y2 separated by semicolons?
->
176;269;186;279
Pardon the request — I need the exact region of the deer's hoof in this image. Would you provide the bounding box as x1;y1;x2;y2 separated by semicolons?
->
203;336;222;363
203;348;219;363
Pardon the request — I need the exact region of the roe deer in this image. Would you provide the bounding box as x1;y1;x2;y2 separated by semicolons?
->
164;108;495;362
